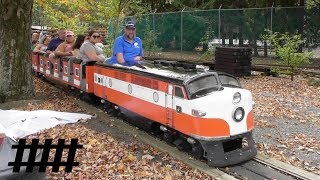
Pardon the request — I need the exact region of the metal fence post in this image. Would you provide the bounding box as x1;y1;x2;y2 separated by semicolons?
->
218;4;222;44
270;2;274;55
181;8;185;54
153;10;156;48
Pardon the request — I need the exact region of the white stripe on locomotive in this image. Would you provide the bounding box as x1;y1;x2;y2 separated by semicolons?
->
93;72;253;136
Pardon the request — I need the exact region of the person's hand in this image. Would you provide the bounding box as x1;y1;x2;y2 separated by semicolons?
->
134;62;146;69
134;56;142;61
66;51;73;56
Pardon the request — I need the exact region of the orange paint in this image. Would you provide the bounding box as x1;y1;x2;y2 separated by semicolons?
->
105;87;230;137
31;52;38;71
94;66;107;99
86;65;95;93
104;68;168;93
246;111;254;131
72;62;81;88
39;54;45;72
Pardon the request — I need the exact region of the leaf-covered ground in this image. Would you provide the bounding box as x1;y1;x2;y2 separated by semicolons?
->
20;75;320;179
22;78;212;179
241;75;320;175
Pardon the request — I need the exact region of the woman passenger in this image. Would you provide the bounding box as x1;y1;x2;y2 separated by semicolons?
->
33;35;52;54
54;31;75;57
78;30;105;63
72;34;86;57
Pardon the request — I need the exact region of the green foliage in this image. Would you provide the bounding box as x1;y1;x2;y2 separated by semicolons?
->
200;49;215;61
103;38;115;58
143;30;162;53
262;30;313;80
181;14;207;51
153;12;206;51
307;77;320;87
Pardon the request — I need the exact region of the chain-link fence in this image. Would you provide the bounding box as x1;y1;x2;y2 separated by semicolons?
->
108;7;320;61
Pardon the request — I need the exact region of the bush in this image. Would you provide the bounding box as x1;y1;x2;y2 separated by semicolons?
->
262;31;313;81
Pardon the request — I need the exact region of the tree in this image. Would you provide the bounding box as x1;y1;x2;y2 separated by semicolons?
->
0;0;34;103
262;31;312;81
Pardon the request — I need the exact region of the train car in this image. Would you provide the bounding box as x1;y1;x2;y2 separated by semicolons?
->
93;61;257;167
31;52;257;167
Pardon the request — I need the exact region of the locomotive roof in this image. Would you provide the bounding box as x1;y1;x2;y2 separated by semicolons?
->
95;60;214;85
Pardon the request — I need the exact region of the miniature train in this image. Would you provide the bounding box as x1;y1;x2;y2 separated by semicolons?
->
31;52;257;167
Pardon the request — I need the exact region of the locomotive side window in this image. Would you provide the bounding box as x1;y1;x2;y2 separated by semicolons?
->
174;86;184;98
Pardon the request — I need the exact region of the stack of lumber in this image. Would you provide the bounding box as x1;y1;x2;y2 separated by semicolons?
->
214;47;252;76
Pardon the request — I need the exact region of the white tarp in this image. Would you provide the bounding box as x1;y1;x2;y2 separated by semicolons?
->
0;109;92;141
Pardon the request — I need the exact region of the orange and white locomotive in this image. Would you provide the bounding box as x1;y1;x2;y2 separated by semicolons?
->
31;52;257;167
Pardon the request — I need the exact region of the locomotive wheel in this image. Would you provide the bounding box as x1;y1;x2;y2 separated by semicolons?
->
191;142;204;159
104;103;121;116
163;131;175;144
173;137;191;151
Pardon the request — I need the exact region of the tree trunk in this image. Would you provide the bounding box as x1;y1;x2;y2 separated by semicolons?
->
253;39;259;57
298;0;305;53
263;41;268;57
222;33;225;46
228;32;233;47
0;0;34;103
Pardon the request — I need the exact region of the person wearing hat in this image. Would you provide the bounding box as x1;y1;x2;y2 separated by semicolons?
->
54;30;75;57
109;21;144;66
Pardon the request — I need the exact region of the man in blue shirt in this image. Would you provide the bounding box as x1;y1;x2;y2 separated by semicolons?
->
46;28;66;62
109;21;143;66
46;28;66;53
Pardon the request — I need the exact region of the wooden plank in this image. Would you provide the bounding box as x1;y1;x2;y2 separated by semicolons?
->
255;153;320;180
241;160;295;180
228;166;266;180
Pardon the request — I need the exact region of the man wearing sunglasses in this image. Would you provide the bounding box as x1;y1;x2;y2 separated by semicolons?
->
109;21;144;66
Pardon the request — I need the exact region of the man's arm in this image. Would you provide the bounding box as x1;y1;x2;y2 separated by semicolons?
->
113;38;125;64
54;43;72;56
116;53;125;64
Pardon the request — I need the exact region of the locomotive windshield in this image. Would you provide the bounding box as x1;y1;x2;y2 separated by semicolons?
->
187;75;219;99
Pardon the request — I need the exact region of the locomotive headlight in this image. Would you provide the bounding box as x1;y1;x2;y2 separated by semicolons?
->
233;92;241;104
233;107;245;122
192;109;206;117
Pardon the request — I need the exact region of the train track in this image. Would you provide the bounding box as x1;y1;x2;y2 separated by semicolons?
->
36;73;320;180
219;155;319;180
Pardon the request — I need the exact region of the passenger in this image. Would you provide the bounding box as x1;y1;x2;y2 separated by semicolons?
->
109;21;143;66
46;28;66;61
96;36;104;49
46;28;66;53
78;30;105;63
33;35;52;54
54;31;75;57
72;34;86;57
31;32;40;50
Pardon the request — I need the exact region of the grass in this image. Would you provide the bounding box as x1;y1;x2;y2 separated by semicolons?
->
307;77;320;87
